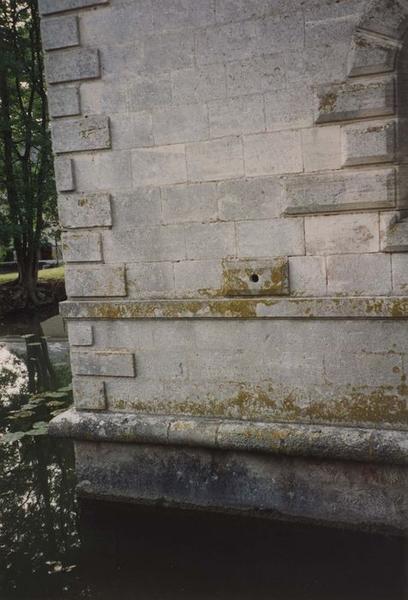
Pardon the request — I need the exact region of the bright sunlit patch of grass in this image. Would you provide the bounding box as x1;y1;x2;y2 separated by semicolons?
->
0;266;65;285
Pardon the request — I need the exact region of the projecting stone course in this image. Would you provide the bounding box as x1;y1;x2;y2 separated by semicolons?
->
39;0;109;15
54;157;75;192
65;265;126;297
40;15;79;51
58;193;111;229
52;116;111;154
46;48;100;84
47;85;81;118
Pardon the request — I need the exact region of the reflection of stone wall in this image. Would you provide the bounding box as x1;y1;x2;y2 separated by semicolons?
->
40;0;408;529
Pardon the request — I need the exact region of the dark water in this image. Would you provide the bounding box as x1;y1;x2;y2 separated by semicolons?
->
0;336;407;599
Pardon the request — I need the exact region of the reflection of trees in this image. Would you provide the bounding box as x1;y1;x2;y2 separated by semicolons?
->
0;436;81;597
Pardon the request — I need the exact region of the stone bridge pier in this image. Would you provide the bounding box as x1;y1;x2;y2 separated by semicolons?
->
40;0;408;532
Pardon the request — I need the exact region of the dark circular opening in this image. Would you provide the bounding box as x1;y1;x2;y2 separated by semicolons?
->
250;273;259;283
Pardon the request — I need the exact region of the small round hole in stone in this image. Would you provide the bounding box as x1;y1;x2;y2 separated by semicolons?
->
250;273;259;283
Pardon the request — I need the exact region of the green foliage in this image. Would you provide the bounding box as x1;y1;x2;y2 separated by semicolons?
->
0;0;57;298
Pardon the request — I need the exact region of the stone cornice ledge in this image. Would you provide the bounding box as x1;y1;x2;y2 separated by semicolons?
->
60;296;408;319
50;409;408;466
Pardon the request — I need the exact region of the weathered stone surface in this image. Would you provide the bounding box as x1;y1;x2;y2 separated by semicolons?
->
237;218;305;258
209;95;265;137
161;183;218;224
41;15;79;50
222;258;289;296
71;351;135;377
103;225;186;262
171;65;226;104
132;145;187;186
301;126;341;172
39;0;109;14
285;168;396;215
185;222;235;260
315;79;395;124
392;253;408;294
226;54;286;97
348;33;397;77
305;213;379;255
358;0;408;40
217;177;284;221
265;85;314;131
381;212;408;252
73;152;132;192
58;193;112;229
186;137;244;182
68;323;93;346
243;131;303;177
174;260;223;297
62;231;102;263
342;121;395;166
152;104;209;145
54;157;75;192
52;116;111;154
110;112;153;150
46;48;100;84
48;85;80;118
327;253;392;296
65;265;126;297
289;256;327;297
72;378;106;411
126;262;175;299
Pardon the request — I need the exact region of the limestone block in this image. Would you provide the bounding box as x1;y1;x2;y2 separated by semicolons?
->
171;65;227;105
127;73;172;112
185;222;236;260
103;225;186;262
52;116;110;154
217;177;284;221
305;213;379;255
54;157;75;192
324;351;402;387
48;85;80;118
65;265;126;297
215;0;276;23
143;30;194;72
222;257;289;296
315;79;395;124
186;137;244;182
112;190;162;229
305;14;358;49
79;3;153;47
161;183;218;224
41;15;79;50
39;0;109;14
226;55;286;97
79;80;127;115
257;13;305;53
126;262;175;299
237;218;305;258
151;0;215;31
196;20;260;65
392;253;408;294
243;131;303;177
342;121;395;166
46;48;100;84
285;168;396;215
174;260;223;296
68;323;93;346
358;0;408;40
132;145;187;187
381;212;408;252
110;112;153;150
327;253;392;296
73;378;106;411
301;126;342;172
73;152;132;192
208;95;265;137
62;231;102;263
71;351;135;378
152;104;209;145
58;193;112;228
348;33;397;77
289;256;327;297
264;84;314;131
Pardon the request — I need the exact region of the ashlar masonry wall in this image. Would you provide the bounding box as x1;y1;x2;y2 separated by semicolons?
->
40;0;408;432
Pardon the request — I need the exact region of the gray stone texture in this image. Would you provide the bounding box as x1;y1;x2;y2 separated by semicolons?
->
65;265;126;297
47;85;81;118
39;0;109;14
46;48;100;84
342;121;396;166
58;193;112;229
71;351;135;377
52;116;111;154
54;157;75;192
348;33;397;77
72;378;106;411
62;231;103;263
285;168;396;214
68;323;94;346
41;15;79;50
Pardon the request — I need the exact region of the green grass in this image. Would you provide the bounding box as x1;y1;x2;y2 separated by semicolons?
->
0;266;65;284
